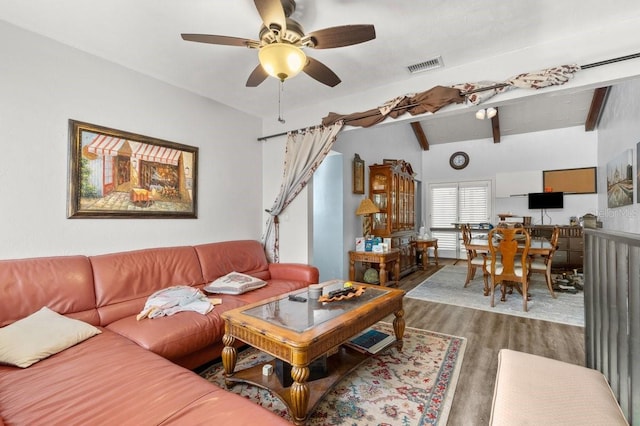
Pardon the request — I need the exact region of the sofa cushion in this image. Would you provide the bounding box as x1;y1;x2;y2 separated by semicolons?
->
203;272;267;295
194;240;271;282
0;255;98;327
0;330;240;425
0;307;101;368
91;246;205;325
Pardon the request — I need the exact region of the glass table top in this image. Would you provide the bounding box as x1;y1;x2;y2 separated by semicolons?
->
242;280;390;333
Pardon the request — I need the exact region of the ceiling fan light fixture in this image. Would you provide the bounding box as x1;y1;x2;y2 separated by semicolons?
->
486;107;497;118
475;109;486;120
258;43;306;82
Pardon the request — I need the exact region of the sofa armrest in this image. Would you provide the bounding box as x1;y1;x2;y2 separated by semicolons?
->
268;263;319;284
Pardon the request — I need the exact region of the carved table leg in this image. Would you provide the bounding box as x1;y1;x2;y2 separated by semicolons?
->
393;309;405;352
421;248;428;270
394;259;400;285
349;258;356;282
433;242;439;265
221;334;237;388
289;365;310;425
379;260;387;286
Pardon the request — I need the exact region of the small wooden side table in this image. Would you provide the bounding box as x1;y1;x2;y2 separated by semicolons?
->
348;249;400;287
415;239;439;270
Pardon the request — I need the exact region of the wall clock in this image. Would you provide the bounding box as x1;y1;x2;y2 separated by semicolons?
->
449;151;469;170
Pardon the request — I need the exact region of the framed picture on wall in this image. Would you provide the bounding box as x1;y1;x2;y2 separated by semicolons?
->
637;141;640;203
606;149;633;208
353;153;365;194
67;119;198;218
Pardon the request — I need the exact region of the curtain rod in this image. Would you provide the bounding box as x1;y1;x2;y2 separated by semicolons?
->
257;51;640;142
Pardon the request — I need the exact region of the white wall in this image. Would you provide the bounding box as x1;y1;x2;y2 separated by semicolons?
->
312;153;344;281
0;22;263;259
331;124;423;277
260;134;311;264
422;126;599;227
596;79;640;233
262;122;603;267
261;122;422;270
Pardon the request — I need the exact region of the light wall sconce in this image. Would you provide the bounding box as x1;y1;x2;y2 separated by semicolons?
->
475;107;497;120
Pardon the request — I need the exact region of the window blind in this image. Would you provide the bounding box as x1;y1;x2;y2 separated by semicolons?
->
429;181;491;254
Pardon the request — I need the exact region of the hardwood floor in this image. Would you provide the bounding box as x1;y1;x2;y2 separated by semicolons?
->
387;259;585;425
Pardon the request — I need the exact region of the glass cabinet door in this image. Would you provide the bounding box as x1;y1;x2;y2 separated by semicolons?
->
371;172;387;192
372;193;388;232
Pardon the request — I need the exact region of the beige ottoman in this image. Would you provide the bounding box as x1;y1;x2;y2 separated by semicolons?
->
490;349;628;425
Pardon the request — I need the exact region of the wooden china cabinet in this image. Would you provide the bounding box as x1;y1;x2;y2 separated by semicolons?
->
369;161;417;277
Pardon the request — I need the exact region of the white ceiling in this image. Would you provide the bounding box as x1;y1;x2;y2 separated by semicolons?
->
2;0;640;144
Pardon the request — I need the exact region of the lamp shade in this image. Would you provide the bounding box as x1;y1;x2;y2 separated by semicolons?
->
356;198;380;215
258;43;307;82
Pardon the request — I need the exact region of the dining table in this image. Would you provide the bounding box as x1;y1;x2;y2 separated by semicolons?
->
466;236;554;296
466;237;553;256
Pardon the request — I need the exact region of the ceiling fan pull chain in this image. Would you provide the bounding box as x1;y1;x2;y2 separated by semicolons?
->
278;81;286;124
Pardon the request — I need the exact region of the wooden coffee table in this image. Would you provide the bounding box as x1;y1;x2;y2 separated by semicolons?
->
221;281;405;425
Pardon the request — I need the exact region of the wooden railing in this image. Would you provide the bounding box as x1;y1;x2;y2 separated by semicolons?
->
584;228;639;424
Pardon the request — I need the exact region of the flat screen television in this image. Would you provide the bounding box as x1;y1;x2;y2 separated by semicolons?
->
528;191;564;209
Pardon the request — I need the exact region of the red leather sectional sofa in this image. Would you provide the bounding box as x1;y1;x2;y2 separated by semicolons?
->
0;240;319;425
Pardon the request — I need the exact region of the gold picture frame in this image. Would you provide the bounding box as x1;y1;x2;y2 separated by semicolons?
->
353;153;365;194
67;119;198;218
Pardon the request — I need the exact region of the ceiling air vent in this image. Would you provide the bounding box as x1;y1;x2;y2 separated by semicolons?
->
407;56;444;74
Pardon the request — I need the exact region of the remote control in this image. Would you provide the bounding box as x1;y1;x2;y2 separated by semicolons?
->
288;295;307;302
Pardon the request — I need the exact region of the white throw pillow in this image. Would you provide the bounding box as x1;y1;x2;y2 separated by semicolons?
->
0;306;101;368
203;272;267;295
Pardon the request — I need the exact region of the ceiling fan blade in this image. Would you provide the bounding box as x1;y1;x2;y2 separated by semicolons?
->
254;0;286;33
307;25;376;49
181;34;254;47
304;57;341;87
246;64;269;87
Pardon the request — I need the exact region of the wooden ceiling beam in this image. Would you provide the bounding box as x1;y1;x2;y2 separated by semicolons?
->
491;107;501;143
410;121;430;151
585;86;610;131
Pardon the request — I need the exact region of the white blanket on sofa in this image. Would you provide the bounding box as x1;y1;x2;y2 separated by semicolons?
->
136;286;213;320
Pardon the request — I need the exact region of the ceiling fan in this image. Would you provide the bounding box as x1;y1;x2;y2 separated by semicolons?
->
181;0;376;87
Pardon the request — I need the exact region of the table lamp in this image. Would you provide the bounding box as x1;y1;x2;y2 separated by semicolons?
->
355;198;380;237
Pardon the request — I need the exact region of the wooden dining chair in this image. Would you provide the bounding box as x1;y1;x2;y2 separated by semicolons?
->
528;226;560;298
461;224;489;294
486;224;532;311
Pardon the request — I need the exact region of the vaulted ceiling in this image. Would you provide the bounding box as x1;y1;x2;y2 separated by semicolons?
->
2;0;639;144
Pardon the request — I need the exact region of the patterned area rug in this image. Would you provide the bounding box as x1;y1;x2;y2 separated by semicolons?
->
200;322;466;425
406;264;584;327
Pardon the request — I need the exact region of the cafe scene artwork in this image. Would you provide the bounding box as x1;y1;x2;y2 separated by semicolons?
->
68;120;197;218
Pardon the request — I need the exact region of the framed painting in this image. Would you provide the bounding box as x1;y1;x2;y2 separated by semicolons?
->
353;153;365;194
606;149;633;208
637;141;640;203
67;120;198;218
